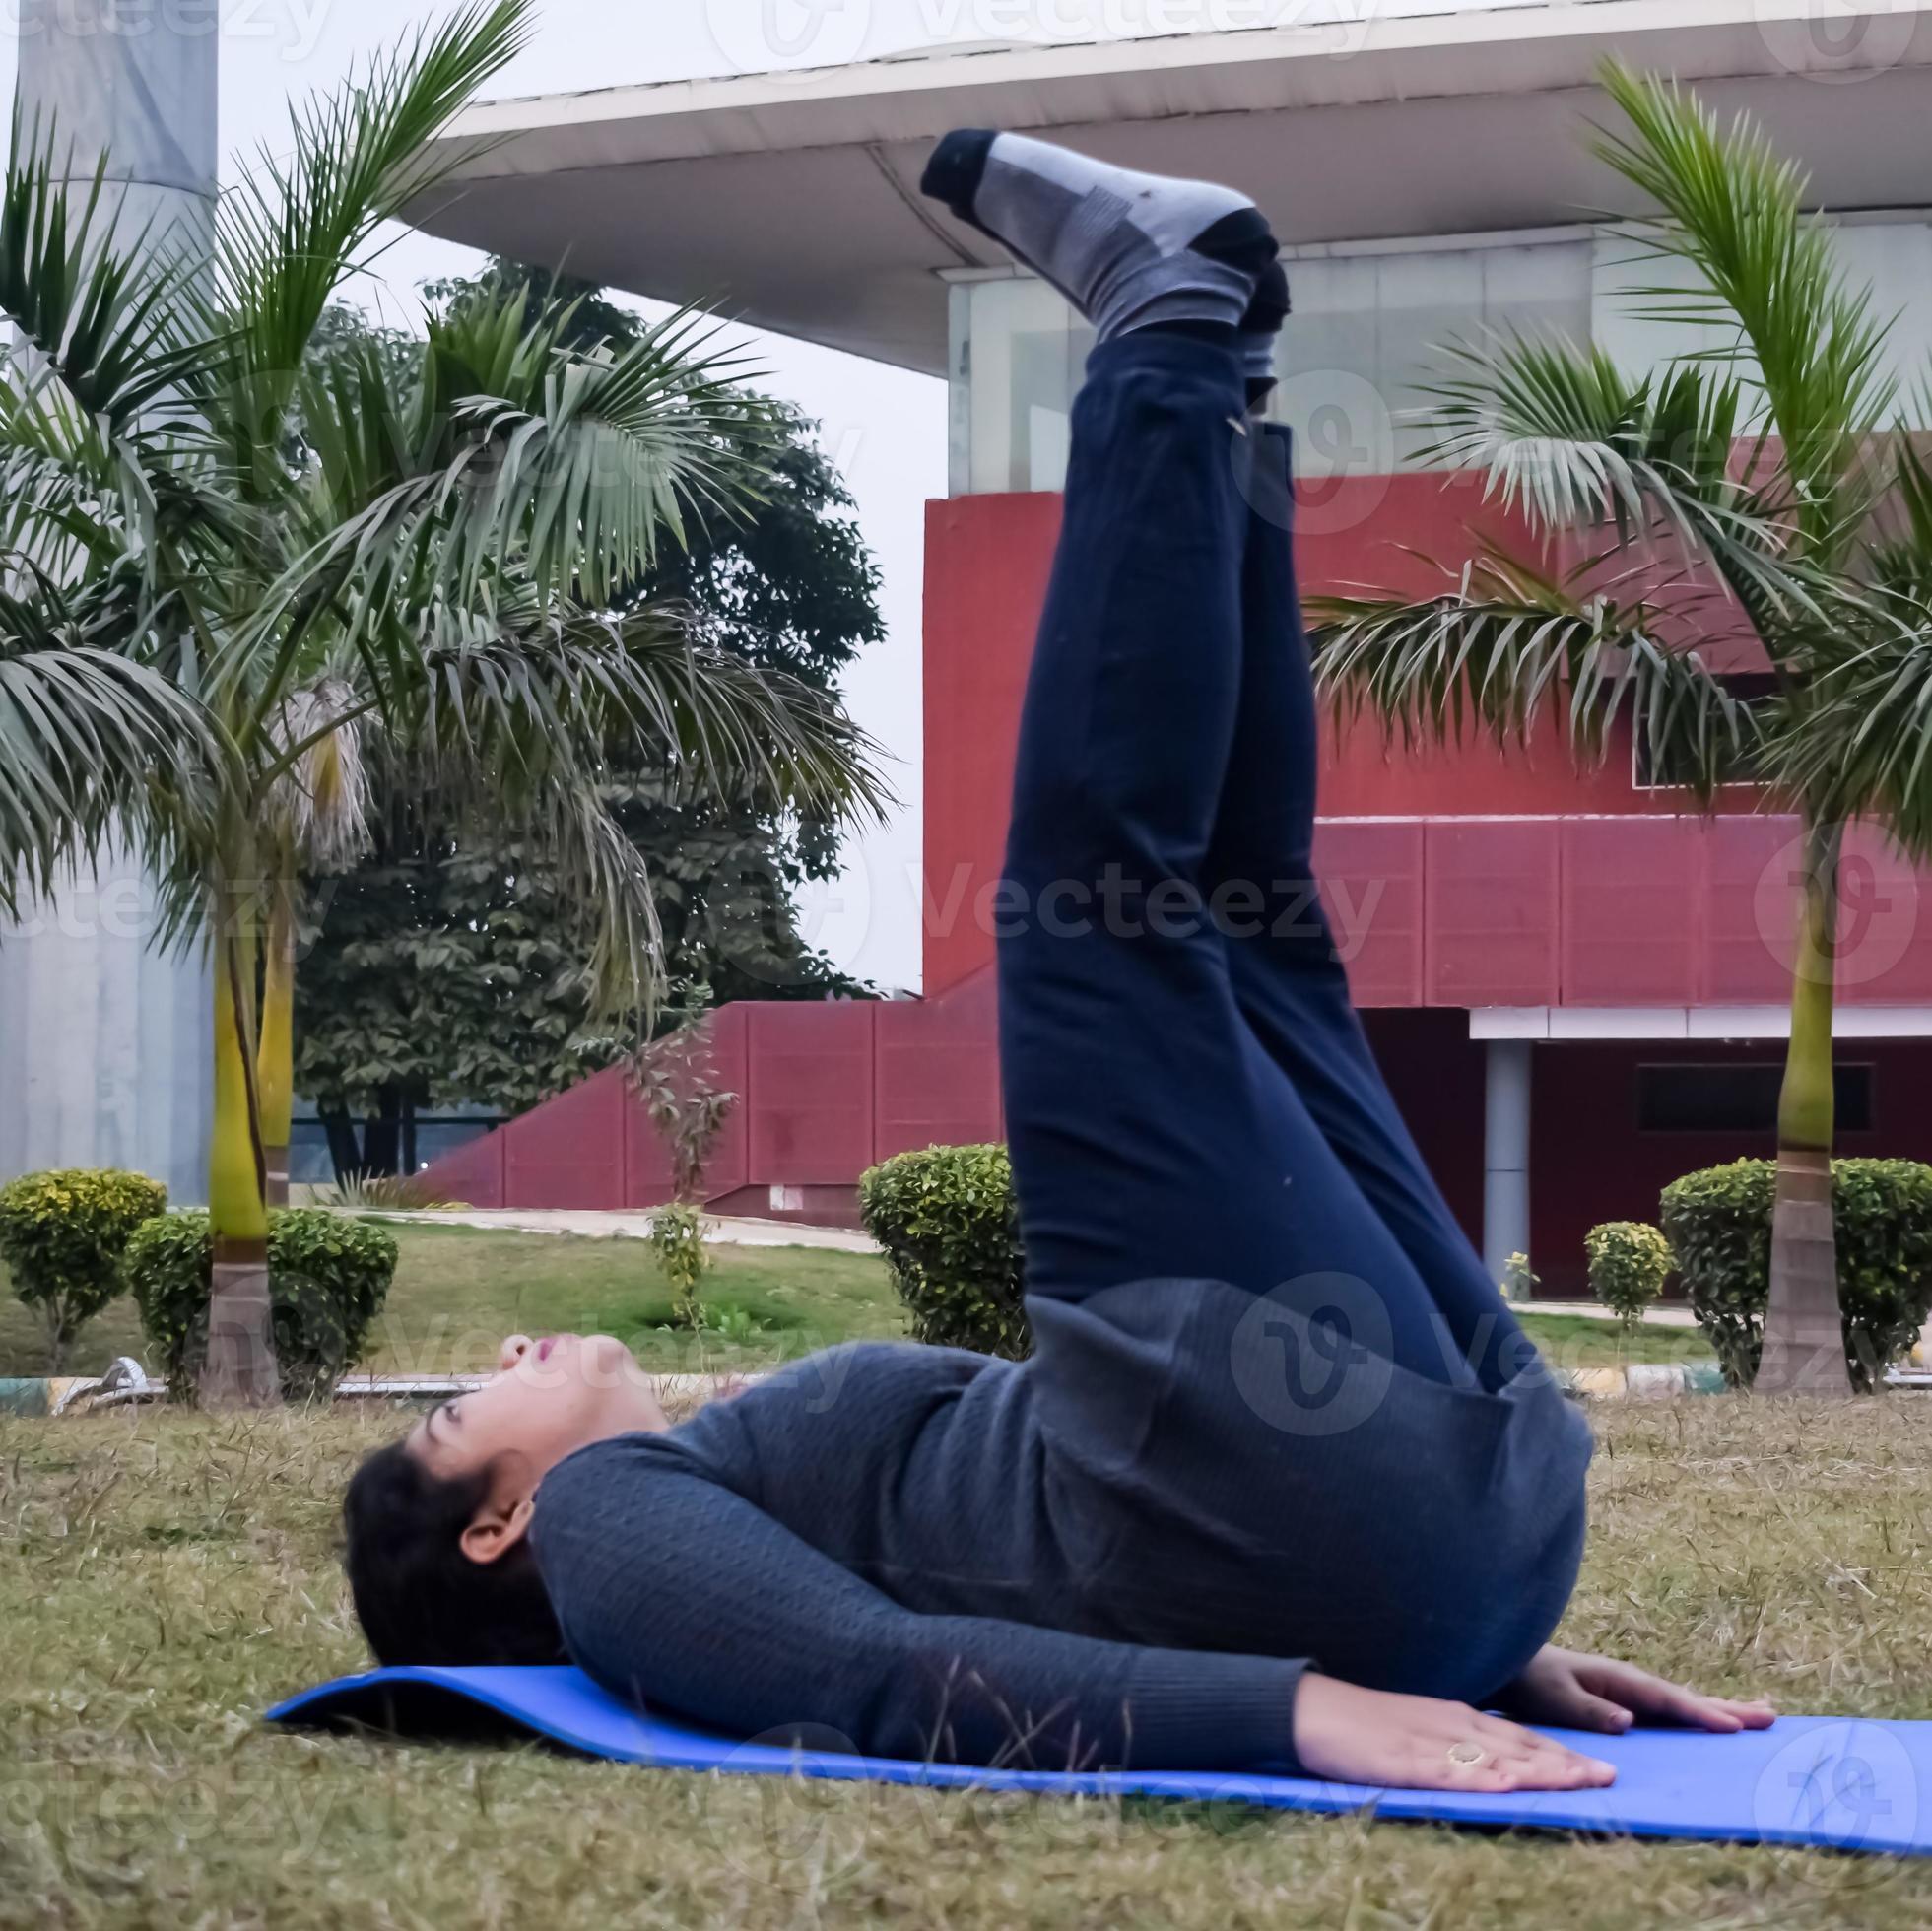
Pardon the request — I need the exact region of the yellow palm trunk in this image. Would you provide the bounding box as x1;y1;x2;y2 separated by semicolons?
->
201;917;279;1406
258;889;296;1210
1757;819;1852;1397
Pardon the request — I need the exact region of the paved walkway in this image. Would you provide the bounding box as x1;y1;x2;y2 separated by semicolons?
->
1519;1298;1699;1329
360;1207;882;1254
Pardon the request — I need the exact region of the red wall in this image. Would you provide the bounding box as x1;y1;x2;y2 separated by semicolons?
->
425;987;1932;1298
1528;1038;1932;1297
1356;1023;1932;1298
428;473;1932;1286
1359;1008;1488;1246
923;477;1774;997
423;979;1003;1222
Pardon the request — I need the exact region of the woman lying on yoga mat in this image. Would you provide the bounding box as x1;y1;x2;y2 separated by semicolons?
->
344;133;1774;1793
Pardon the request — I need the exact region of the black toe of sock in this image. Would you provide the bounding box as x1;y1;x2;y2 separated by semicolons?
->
1242;259;1292;335
920;129;998;221
1191;206;1282;285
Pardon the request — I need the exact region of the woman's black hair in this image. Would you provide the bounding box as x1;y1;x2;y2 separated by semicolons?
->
343;1440;567;1666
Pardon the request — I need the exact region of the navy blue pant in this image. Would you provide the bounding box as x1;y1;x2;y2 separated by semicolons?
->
999;331;1531;1395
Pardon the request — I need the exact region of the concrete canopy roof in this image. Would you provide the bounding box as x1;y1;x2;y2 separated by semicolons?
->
406;2;1932;375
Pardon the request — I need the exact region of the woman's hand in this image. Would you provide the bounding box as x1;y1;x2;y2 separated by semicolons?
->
1495;1646;1777;1736
1291;1673;1618;1793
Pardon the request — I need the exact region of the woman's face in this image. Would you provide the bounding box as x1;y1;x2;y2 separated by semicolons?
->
406;1333;667;1565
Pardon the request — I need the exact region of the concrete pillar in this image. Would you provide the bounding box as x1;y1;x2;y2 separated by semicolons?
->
1482;1036;1533;1292
0;3;218;1201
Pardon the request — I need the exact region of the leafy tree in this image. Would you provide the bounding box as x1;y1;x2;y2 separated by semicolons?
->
426;257;886;872
294;765;864;1166
0;0;884;1403
296;270;886;1161
1310;63;1932;1396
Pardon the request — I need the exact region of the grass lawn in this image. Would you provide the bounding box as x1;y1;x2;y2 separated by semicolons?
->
0;1225;912;1381
1514;1311;1713;1372
5;1395;1928;1928
1;1222;1711;1382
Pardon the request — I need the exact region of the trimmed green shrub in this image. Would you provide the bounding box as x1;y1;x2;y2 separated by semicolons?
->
1585;1222;1674;1333
649;1203;711;1330
1659;1159;1932;1391
0;1168;167;1370
125;1208;399;1402
859;1144;1029;1359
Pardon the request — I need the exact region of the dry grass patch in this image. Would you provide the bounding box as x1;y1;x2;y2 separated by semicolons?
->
3;1396;1928;1928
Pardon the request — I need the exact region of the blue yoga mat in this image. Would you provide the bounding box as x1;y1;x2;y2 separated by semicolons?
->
268;1665;1931;1857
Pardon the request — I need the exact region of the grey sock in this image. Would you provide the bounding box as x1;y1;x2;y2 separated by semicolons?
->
924;131;1277;344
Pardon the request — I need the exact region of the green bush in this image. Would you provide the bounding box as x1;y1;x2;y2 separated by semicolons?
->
859;1145;1029;1359
125;1209;399;1402
1585;1222;1674;1333
648;1203;711;1330
0;1168;167;1370
1660;1160;1932;1390
1499;1251;1540;1304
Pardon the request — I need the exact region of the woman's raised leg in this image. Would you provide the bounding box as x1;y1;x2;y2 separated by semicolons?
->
994;334;1475;1389
920;128;1480;1386
1205;418;1534;1392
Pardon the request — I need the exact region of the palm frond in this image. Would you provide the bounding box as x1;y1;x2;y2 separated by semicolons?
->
214;0;532;469
1773;604;1932;850
1592;62;1895;561
0;0;887;1039
0;115;221;433
426;295;767;605
523;778;665;1019
238;300;767;699
1416;331;1817;644
0;617;219;915
264;678;371;871
1863;433;1932;607
1309;549;1766;802
367;595;893;833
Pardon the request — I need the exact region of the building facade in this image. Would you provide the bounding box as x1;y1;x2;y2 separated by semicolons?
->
417;6;1932;1292
0;6;217;1204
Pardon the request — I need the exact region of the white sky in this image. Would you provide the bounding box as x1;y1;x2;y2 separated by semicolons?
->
0;0;1520;993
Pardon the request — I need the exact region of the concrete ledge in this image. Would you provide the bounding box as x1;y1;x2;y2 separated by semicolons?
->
13;1361;1930;1417
1561;1364;1731;1401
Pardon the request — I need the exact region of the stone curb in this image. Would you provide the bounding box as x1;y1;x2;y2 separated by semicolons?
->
1559;1364;1731;1401
11;1363;1931;1417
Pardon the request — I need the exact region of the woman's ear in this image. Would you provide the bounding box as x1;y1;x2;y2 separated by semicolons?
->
459;1491;536;1567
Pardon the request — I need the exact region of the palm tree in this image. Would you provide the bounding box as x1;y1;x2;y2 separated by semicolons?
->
0;0;888;1404
1310;62;1932;1397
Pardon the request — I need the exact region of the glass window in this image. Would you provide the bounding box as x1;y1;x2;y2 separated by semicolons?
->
1267;239;1593;474
1635;1063;1875;1135
945;217;1932;498
950;238;1593;495
951;276;1090;496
